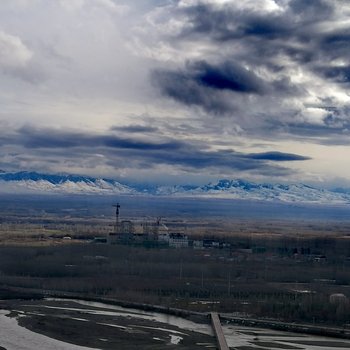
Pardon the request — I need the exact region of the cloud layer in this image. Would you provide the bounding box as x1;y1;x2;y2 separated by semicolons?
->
0;126;308;180
150;0;350;141
0;0;349;185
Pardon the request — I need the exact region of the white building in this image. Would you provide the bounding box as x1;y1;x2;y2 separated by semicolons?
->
169;233;189;248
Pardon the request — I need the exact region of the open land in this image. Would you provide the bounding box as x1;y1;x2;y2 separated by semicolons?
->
0;195;349;348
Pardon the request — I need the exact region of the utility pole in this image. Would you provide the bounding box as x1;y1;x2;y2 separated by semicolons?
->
179;259;183;280
228;271;231;296
112;203;120;233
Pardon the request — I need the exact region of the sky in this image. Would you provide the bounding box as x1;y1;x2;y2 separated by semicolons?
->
0;0;350;187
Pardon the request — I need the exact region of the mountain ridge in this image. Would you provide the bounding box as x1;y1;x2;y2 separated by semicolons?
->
0;170;348;204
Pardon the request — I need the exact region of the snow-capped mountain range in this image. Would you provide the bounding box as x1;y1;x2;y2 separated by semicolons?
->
0;171;135;195
0;171;349;204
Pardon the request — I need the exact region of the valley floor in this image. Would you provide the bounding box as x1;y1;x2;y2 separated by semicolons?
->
1;298;350;350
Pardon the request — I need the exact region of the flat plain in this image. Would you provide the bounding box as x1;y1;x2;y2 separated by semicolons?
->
0;194;349;348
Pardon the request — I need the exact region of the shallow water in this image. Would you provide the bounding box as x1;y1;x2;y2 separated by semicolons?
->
48;298;214;335
223;325;350;349
68;299;350;350
0;310;98;350
1;299;350;350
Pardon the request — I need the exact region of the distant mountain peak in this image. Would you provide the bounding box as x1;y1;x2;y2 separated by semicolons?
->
0;171;135;195
0;171;348;204
190;179;348;204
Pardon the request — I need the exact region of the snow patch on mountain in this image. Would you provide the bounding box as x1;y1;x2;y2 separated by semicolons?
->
160;179;350;204
0;172;349;204
0;172;136;195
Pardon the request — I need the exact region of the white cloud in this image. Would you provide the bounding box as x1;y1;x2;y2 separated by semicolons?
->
59;0;85;11
0;31;32;70
179;0;281;12
59;0;128;14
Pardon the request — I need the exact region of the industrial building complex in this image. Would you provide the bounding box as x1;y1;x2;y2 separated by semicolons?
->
106;203;190;248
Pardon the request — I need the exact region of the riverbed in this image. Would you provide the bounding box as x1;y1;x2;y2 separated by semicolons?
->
0;299;350;350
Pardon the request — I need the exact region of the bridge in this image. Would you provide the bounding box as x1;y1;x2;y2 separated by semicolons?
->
210;312;229;350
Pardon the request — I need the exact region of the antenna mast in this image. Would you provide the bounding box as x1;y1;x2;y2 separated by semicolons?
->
112;203;120;233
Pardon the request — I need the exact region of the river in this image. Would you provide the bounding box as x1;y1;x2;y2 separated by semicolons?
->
0;298;350;349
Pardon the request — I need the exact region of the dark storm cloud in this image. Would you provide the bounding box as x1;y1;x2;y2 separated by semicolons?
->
289;0;334;19
192;61;264;93
16;126;183;151
282;122;350;144
318;30;350;64
152;58;299;113
178;3;292;41
111;125;158;133
152;60;269;113
0;126;310;175
241;16;292;39
148;0;350;146
175;0;349;71
178;3;297;42
261;106;350;144
102;136;180;150
246;152;310;161
151;68;232;113
179;1;337;42
322;31;350;46
317;66;350;83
